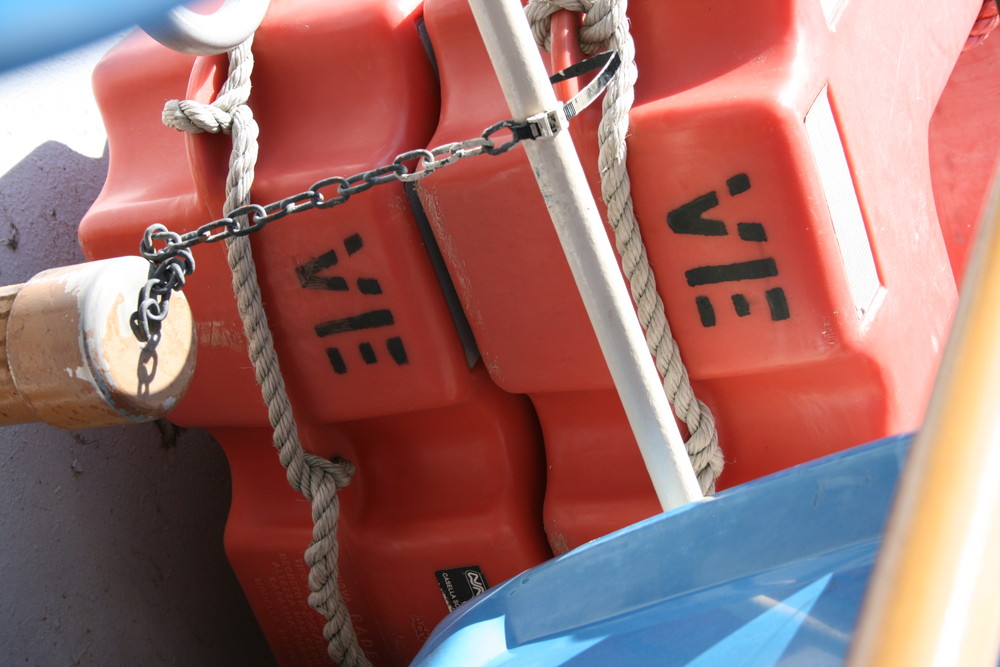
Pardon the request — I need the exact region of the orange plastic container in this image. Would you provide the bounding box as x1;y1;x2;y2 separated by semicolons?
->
80;0;988;662
211;368;548;665
80;1;551;664
418;0;969;551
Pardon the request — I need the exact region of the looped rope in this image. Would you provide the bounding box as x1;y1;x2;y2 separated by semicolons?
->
526;0;623;55
526;0;724;493
525;0;622;55
162;40;255;133
164;36;370;667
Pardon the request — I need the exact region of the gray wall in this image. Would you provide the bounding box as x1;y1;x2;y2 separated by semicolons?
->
0;36;275;666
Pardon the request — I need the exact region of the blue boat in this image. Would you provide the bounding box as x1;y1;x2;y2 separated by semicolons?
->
415;435;907;665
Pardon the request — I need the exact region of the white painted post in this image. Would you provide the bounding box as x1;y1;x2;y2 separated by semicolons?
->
467;0;702;511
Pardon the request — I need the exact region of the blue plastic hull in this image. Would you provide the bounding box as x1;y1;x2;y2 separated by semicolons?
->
414;434;912;665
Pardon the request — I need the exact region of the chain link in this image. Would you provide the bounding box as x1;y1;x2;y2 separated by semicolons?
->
131;121;526;341
131;51;620;342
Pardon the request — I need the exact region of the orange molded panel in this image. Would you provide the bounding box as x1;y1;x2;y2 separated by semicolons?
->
81;1;552;664
80;0;985;659
218;368;549;665
179;2;471;424
420;0;965;549
83;0;472;427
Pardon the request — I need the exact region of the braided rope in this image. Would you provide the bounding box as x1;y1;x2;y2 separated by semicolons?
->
163;37;370;667
526;0;724;492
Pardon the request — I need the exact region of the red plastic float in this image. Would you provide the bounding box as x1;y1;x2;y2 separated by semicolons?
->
417;0;970;552
81;1;550;664
78;0;993;663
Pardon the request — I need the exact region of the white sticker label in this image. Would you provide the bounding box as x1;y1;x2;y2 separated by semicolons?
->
805;87;880;318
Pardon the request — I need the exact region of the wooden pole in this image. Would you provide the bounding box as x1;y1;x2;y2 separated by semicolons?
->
0;283;34;424
0;257;196;429
848;170;1000;666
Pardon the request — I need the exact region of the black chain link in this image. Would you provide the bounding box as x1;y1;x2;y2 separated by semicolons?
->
131;51;620;342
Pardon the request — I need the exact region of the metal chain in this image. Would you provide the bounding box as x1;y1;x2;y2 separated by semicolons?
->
131;51;619;342
130;120;526;341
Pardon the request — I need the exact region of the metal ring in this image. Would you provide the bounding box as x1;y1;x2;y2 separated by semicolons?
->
140;0;270;56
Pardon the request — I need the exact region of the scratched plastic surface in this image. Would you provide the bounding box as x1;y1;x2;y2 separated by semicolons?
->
80;1;552;664
413;434;911;666
418;0;967;553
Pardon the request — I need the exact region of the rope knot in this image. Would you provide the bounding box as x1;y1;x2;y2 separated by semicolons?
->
161;38;255;134
525;0;615;54
162;99;234;134
280;451;356;503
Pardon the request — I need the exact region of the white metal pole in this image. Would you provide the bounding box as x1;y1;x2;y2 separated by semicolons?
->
467;0;702;510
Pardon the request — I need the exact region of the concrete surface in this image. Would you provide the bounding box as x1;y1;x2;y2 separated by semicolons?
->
0;34;276;666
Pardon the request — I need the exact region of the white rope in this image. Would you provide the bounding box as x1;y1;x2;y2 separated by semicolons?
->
163;37;370;667
525;0;724;492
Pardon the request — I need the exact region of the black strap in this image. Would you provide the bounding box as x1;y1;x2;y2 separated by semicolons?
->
508;50;621;142
556;50;619;121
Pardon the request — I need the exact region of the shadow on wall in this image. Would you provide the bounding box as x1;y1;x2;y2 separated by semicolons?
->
0;141;276;664
0;140;107;283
